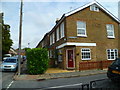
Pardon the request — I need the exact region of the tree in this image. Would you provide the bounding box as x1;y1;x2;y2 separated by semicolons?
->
2;24;13;56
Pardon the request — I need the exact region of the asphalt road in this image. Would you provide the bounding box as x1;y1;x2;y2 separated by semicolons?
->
2;71;15;89
4;73;119;89
2;72;120;90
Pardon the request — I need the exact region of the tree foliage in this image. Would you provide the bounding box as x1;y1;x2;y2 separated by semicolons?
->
2;24;13;56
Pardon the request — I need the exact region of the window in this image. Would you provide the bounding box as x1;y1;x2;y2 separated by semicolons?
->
77;21;87;37
56;27;60;41
50;32;55;45
106;24;115;38
52;32;55;44
49;50;52;58
60;22;64;39
90;4;99;12
81;48;91;60
107;49;118;60
50;35;52;45
58;49;62;62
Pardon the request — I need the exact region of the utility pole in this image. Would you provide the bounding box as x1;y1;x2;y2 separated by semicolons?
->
18;0;23;76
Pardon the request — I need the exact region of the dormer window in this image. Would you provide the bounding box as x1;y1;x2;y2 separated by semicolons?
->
90;4;99;12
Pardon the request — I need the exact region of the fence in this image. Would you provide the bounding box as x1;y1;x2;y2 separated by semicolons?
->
79;60;114;71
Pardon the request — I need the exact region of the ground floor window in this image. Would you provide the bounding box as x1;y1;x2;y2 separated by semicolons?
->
107;49;118;60
81;48;91;60
49;50;52;58
58;49;62;62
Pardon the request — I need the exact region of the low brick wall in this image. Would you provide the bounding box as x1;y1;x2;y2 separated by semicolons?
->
79;60;114;71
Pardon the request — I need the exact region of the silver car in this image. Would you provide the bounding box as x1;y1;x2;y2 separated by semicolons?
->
1;57;18;71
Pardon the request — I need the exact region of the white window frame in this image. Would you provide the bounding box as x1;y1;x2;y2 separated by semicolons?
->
81;48;91;60
60;22;64;39
58;49;62;62
50;35;52;45
106;24;115;38
77;21;87;37
107;49;118;60
50;32;55;45
90;4;99;12
49;50;52;58
52;32;55;44
56;27;60;41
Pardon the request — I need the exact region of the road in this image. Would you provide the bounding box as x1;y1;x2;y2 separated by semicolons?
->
4;73;120;89
2;71;15;89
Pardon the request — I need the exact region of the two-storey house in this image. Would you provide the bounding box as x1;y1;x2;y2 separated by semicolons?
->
37;1;120;70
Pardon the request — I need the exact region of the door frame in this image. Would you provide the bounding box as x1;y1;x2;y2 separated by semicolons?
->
66;49;75;69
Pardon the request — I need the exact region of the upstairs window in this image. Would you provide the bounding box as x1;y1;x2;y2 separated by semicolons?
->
60;22;64;39
56;27;60;41
90;4;99;12
50;32;55;45
106;24;115;38
77;21;87;37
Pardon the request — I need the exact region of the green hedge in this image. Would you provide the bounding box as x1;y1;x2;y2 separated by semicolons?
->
26;48;49;75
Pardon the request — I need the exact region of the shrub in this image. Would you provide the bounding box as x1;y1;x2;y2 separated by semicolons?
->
26;48;49;75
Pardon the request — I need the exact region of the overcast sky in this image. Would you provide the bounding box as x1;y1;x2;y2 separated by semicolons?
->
1;0;120;49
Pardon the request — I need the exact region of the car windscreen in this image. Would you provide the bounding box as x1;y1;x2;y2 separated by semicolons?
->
4;56;10;57
4;59;17;63
112;59;120;66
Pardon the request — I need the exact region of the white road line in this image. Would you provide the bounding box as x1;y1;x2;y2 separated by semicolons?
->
6;81;14;90
45;83;83;89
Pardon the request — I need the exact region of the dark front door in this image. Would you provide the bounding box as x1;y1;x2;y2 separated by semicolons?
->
67;49;74;68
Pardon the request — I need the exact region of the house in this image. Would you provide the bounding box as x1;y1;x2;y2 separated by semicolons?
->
9;48;17;55
36;1;120;70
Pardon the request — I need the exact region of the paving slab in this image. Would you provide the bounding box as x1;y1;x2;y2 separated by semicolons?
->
13;69;107;81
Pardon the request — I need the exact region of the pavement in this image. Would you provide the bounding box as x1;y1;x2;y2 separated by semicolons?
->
13;69;107;81
13;60;107;81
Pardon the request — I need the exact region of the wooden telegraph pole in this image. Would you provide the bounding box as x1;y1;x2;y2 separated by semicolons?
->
18;0;23;76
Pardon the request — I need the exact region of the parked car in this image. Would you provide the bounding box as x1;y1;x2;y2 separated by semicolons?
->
0;57;18;72
107;58;120;82
3;54;12;61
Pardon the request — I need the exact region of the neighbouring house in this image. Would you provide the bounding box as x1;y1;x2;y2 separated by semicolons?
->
36;1;120;70
16;49;26;56
9;48;17;55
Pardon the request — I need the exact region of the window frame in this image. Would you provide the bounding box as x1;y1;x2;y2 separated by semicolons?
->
56;27;60;41
50;32;55;45
107;49;118;60
58;49;62;62
81;48;91;60
90;4;99;12
49;50;52;58
106;24;115;38
60;22;65;39
77;21;87;37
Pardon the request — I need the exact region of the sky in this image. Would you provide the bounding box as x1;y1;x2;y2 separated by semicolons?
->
1;0;120;49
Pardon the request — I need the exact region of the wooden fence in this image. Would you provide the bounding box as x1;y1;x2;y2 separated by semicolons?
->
79;60;114;71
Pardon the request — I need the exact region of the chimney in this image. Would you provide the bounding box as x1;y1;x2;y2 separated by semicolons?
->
56;18;60;24
118;1;120;20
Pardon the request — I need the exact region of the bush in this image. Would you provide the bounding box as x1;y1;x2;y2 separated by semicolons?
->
26;48;49;75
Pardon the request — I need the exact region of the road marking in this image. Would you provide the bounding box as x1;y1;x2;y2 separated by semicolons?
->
6;81;14;90
44;83;83;89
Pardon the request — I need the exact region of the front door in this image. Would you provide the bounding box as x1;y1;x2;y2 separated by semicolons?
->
67;49;75;69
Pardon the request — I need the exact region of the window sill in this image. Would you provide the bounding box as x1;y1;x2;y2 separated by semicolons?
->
82;59;91;60
107;36;115;39
77;35;87;38
107;59;115;60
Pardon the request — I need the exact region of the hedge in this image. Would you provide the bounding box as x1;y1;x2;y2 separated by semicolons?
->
26;48;49;75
